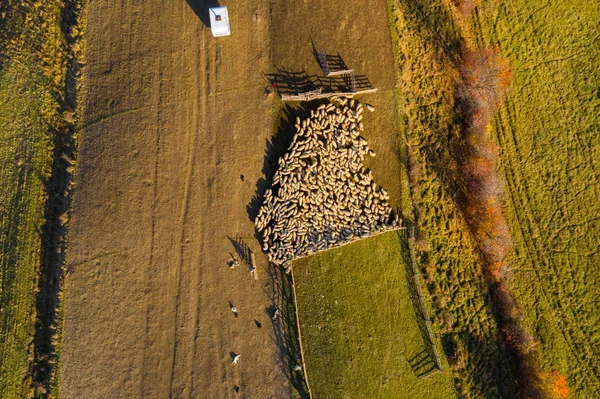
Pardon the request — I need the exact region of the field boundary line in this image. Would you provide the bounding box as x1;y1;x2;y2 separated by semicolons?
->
407;225;444;376
289;266;313;399
288;226;405;265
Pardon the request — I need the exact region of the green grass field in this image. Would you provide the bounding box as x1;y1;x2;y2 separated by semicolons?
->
469;1;600;396
293;232;456;399
387;0;519;397
383;0;599;397
0;2;69;397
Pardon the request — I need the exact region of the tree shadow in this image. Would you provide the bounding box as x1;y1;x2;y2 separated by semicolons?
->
31;0;81;393
442;331;518;399
395;0;468;208
398;0;463;67
185;0;221;28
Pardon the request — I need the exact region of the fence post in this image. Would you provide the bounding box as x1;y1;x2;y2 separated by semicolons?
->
250;252;258;280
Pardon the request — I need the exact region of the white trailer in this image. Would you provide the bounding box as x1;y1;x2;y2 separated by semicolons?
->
209;7;230;37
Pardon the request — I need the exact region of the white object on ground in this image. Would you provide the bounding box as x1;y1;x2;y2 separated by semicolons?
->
272;308;280;321
229;258;239;269
209;7;231;37
232;354;241;364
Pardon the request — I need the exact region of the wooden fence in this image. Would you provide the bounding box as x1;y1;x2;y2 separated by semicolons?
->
281;88;378;102
407;225;444;377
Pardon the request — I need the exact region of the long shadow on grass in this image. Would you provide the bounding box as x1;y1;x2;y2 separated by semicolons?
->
396;0;463;67
0;171;26;349
264;262;310;398
393;0;469;207
31;1;80;396
397;229;441;378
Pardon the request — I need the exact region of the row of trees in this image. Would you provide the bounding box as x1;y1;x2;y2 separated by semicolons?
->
455;45;570;398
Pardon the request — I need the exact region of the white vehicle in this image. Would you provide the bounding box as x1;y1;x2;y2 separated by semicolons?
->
209;7;230;37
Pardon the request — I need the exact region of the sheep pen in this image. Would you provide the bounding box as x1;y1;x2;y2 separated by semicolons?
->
255;97;402;266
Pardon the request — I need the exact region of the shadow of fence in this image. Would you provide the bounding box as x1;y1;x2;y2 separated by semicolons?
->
264;262;311;398
311;38;352;73
398;227;444;378
408;348;441;378
353;75;375;91
265;68;320;96
265;68;374;97
311;41;349;75
228;234;254;269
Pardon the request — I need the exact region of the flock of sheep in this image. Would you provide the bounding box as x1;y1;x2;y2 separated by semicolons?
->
255;97;401;265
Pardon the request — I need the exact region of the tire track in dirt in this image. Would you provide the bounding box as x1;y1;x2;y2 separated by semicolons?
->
139;54;163;397
188;26;217;398
168;20;209;398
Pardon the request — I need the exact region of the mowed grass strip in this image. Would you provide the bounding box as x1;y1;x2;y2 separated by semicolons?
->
293;231;456;399
0;1;70;397
469;1;600;396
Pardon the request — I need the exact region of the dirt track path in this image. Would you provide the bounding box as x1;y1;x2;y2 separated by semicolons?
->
61;0;400;398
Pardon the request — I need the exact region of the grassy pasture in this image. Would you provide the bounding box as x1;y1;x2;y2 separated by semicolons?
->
387;0;519;397
293;231;456;399
468;1;600;396
386;0;599;397
0;1;69;397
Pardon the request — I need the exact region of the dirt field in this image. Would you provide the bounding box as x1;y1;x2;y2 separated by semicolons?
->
61;1;286;397
60;0;403;398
